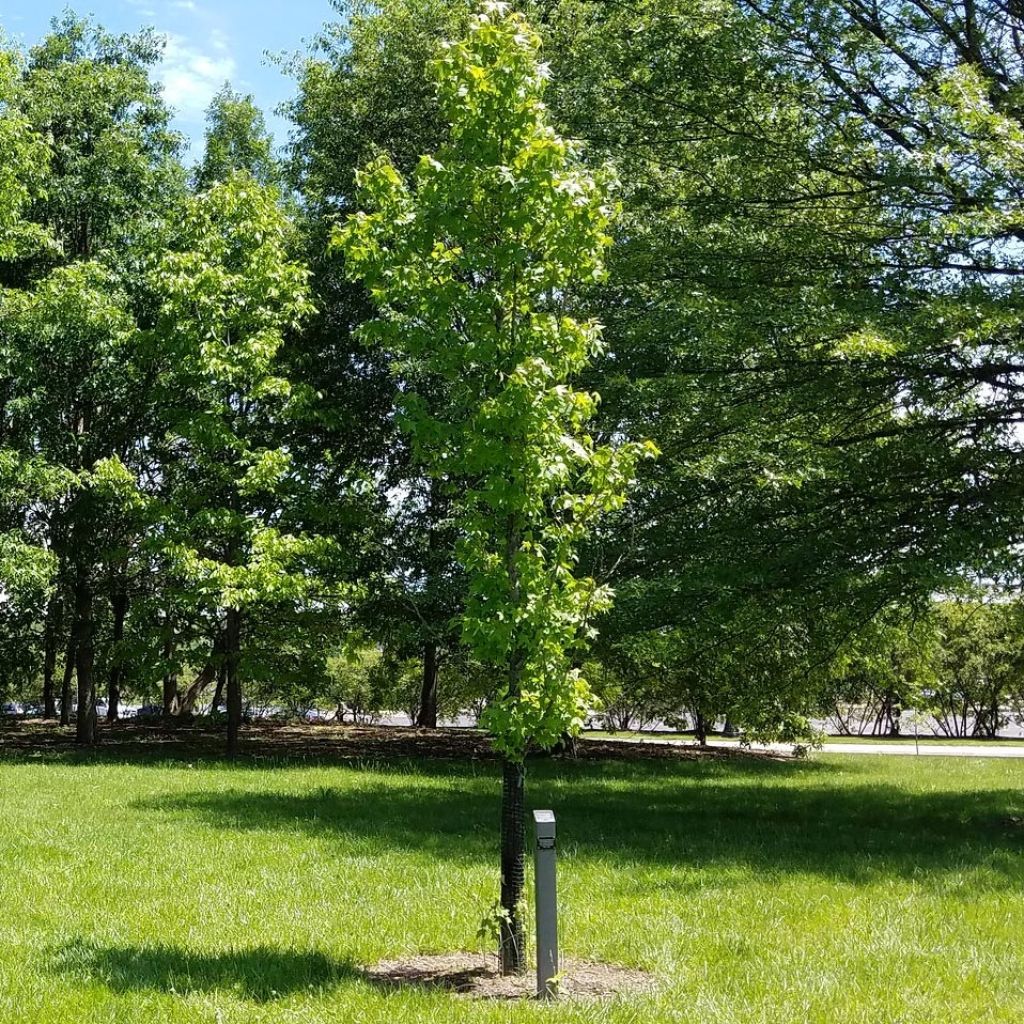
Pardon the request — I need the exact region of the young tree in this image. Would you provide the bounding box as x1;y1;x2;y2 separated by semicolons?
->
338;2;653;974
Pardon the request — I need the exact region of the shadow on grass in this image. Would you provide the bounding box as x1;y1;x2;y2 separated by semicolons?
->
0;720;814;773
52;938;360;1001
51;940;553;1004
131;759;1024;888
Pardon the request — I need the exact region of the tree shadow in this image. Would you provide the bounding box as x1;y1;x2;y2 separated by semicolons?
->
51;938;361;1002
132;757;1024;889
0;719;817;773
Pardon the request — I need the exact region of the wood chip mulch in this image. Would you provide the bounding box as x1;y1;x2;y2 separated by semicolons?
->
364;952;655;1000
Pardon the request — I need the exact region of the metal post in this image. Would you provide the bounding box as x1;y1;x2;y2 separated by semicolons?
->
533;809;558;999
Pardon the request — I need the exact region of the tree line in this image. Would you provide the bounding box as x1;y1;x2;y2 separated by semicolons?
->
2;0;1024;752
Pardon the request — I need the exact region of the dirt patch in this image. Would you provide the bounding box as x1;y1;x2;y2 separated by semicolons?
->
364;951;655;1000
0;719;788;765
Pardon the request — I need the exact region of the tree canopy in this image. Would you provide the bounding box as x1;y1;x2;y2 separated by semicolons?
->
0;0;1022;815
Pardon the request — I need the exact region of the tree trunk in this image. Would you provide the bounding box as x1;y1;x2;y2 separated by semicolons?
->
211;662;226;713
73;569;97;745
694;711;708;746
177;658;218;718
496;507;527;977
41;595;63;719
59;636;76;727
225;607;242;757
416;642;439;728
888;697;902;736
499;757;527;975
107;585;128;723
161;616;178;718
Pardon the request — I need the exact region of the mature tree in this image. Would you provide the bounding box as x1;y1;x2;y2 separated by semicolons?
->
0;17;184;740
0;44;61;703
2;268;155;741
0;48;48;260
717;0;1024;598
146;81;311;726
520;0;1024;725
285;0;471;725
151;172;319;755
338;3;652;973
930;599;1024;738
194;84;281;190
15;16;182;269
1;16;365;734
821;609;939;736
288;0;912;738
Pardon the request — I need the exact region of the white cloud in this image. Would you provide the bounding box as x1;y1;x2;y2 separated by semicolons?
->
159;33;235;120
171;0;198;10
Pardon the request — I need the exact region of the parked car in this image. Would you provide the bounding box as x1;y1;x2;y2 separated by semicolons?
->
134;704;164;721
21;702;44;718
1;702;20;717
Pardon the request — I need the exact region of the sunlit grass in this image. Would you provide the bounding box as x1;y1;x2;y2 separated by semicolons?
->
1;747;1023;1022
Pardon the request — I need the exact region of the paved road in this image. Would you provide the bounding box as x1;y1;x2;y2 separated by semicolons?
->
599;736;1024;758
713;739;1024;758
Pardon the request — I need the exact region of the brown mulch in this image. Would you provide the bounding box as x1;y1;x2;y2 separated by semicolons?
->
364;952;654;1000
0;719;788;764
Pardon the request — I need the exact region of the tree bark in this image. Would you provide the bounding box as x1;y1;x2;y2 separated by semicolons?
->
694;711;708;746
176;657;218;718
499;757;527;975
497;504;528;977
161;616;178;718
107;584;128;723
225;607;242;757
211;662;226;713
416;475;445;730
73;568;97;745
41;595;63;719
416;641;439;728
59;635;76;727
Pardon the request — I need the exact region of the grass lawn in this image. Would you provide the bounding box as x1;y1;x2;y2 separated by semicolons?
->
2;742;1024;1023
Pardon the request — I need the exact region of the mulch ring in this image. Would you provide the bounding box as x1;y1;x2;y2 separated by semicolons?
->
364;952;655;1001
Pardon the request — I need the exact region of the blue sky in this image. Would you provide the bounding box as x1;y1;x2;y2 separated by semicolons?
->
2;0;337;161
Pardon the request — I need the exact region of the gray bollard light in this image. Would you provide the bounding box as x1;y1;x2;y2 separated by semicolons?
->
533;809;558;999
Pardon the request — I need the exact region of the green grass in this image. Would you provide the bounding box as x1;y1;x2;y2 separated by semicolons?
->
2;747;1024;1023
